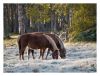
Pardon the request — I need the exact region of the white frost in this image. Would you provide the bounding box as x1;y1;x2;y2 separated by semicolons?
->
4;43;96;73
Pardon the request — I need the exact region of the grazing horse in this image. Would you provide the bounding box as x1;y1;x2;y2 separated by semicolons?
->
28;32;66;59
17;33;59;60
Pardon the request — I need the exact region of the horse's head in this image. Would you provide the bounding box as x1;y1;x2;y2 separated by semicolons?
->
59;48;66;59
52;50;58;59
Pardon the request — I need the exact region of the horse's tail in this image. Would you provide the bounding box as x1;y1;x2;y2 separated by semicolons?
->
17;35;21;51
43;34;59;51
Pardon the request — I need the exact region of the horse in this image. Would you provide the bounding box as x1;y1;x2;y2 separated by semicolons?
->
17;33;59;60
28;32;66;59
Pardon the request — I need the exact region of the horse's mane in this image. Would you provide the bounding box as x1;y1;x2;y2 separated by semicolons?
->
43;34;59;51
54;34;66;57
54;34;65;49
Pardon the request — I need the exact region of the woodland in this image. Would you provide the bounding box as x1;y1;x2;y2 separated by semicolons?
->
4;4;96;42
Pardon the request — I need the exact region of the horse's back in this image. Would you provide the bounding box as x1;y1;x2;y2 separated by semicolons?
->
27;33;50;49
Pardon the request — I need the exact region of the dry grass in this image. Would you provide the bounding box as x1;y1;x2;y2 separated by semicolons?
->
4;35;18;47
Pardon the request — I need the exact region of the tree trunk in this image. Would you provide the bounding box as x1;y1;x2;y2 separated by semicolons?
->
4;4;10;38
18;4;25;35
51;11;56;32
30;16;33;27
54;13;57;32
13;4;18;33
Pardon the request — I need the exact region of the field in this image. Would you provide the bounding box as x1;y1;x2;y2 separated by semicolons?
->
3;38;96;72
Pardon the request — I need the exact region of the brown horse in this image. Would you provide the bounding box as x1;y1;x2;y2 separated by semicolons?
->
17;33;59;60
28;32;66;59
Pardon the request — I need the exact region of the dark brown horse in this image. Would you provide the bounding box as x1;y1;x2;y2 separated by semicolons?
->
17;33;59;60
28;32;66;59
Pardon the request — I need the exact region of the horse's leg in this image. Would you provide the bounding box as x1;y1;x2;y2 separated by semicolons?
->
45;48;50;59
39;49;42;59
19;49;24;60
42;48;45;60
28;49;31;60
22;51;25;60
19;49;23;60
20;46;26;60
31;49;35;59
19;53;21;60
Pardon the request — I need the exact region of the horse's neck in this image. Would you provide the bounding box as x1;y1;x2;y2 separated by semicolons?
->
43;34;59;51
55;34;64;49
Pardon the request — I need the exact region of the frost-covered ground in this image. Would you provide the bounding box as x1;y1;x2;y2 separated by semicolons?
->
3;42;96;73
